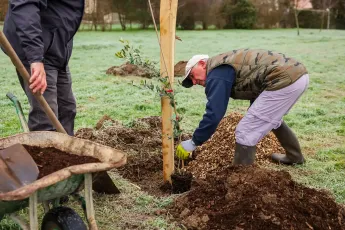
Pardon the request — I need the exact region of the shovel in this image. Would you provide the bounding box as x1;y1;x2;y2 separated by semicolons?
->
0;143;39;193
0;31;120;195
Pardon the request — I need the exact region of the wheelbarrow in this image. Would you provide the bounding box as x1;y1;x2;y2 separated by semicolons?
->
0;31;121;195
0;131;127;230
0;31;127;230
0;94;127;230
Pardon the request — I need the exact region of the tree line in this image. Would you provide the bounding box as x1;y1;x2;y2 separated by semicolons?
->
1;0;344;29
83;0;345;30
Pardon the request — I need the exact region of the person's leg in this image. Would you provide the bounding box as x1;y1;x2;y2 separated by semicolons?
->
234;74;309;165
57;66;76;136
17;68;59;132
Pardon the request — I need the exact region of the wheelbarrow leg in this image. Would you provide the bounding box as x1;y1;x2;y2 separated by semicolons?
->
85;173;98;230
43;201;50;213
29;192;38;230
9;213;30;230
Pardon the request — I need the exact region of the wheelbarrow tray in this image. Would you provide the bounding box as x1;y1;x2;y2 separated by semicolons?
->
0;131;126;218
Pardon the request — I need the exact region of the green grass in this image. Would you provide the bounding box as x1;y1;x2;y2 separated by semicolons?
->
1;28;345;229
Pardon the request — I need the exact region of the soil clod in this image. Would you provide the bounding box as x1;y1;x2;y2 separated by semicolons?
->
106;62;156;78
174;61;187;76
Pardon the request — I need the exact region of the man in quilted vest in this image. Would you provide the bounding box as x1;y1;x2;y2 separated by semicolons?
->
176;49;309;165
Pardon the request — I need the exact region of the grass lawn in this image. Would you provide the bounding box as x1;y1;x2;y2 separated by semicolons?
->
0;28;345;229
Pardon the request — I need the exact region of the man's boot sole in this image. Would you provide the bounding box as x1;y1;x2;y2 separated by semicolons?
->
271;153;305;165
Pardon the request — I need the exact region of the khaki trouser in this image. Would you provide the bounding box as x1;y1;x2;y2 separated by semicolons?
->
235;74;309;146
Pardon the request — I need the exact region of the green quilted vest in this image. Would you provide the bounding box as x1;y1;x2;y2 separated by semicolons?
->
206;49;308;100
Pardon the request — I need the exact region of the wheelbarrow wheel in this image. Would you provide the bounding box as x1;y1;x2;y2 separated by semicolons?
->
41;206;87;230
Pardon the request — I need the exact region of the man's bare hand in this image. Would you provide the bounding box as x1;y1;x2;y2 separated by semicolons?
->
29;62;47;94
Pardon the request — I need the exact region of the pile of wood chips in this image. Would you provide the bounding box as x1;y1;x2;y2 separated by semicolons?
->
187;112;284;179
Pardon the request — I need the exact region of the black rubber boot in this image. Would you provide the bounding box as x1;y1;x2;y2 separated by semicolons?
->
271;121;305;165
233;143;256;165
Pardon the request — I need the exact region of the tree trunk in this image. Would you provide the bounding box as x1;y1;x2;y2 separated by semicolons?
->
294;8;300;36
119;14;126;31
92;14;97;31
202;21;207;30
320;9;326;32
327;9;330;29
101;15;106;32
92;0;97;31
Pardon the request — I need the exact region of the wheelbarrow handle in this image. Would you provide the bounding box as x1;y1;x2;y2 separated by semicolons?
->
6;92;29;132
6;92;16;102
0;31;67;134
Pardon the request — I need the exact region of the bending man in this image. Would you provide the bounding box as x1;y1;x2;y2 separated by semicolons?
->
176;49;309;165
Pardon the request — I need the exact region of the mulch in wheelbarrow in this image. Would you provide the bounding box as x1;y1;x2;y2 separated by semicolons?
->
23;145;99;179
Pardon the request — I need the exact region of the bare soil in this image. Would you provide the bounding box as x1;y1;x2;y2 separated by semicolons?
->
169;165;345;230
171;171;193;194
23;145;99;178
76;114;345;229
76;115;186;196
106;62;155;78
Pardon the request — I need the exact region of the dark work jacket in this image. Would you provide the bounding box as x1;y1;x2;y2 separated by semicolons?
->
3;0;84;69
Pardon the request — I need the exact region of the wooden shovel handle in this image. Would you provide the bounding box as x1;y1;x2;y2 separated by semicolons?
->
0;31;66;134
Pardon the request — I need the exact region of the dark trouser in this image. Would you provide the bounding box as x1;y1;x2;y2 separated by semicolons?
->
17;66;76;136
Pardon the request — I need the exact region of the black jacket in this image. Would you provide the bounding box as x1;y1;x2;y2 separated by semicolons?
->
3;0;84;69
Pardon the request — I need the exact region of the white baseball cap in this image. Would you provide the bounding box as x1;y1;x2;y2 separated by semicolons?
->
182;54;209;88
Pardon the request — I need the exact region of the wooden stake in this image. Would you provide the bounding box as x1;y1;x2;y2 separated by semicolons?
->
160;0;178;183
161;96;174;183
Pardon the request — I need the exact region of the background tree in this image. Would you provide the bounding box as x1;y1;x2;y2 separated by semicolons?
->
99;0;113;31
292;0;310;35
176;0;198;30
251;0;293;29
195;0;216;30
208;0;227;29
311;0;345;29
132;0;152;29
221;0;257;29
112;0;134;30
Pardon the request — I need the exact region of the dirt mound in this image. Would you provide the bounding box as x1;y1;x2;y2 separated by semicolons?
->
170;165;345;230
76;115;191;195
75;115;345;229
95;115;120;130
174;61;187;76
106;62;156;78
76;113;284;195
188;113;284;179
76;115;162;154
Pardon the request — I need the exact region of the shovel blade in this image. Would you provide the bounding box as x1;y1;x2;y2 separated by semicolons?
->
0;143;39;193
92;171;120;194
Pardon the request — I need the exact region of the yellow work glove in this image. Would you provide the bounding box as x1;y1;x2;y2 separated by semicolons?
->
176;139;197;160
